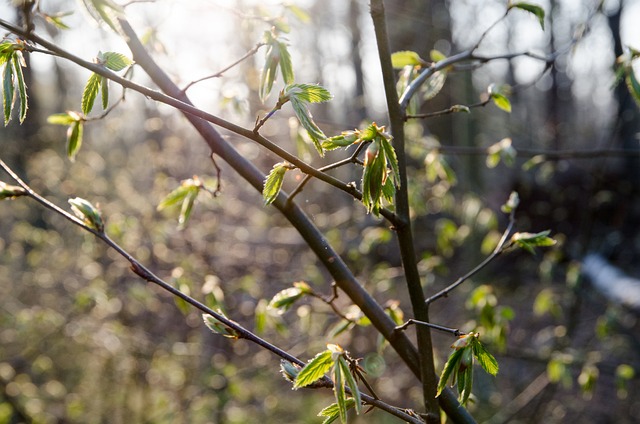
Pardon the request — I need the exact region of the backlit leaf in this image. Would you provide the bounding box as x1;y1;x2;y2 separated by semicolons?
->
339;357;362;415
263;162;289;205
625;67;640;108
430;49;447;62
318;399;356;424
12;53;27;123
278;42;294;86
491;92;512;112
509;2;545;30
471;337;499;376
333;359;347;423
294;349;334;389
47;112;79;126
202;313;239;339
391;50;423;69
436;347;465;397
3;58;14;125
99;51;133;72
101;74;109;110
68;197;104;232
67;120;84;161
268;283;311;314
82;73;102;115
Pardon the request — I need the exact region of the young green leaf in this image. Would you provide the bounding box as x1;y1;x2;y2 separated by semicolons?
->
263;162;289;205
101;74;109;110
318;399;356;424
391;50;424;69
12;53;27;123
278;42;294;86
430;49;447;62
501;191;520;213
79;0;124;32
3;58;14;125
268;282;312;314
289;97;326;155
511;230;556;254
471;337;499;376
82;73;102;115
294;349;334;389
491;92;512;113
68;197;104;232
339;357;362;415
47;112;79;126
361;140;384;214
436;347;466;397
280;360;302;383
43;12;73;30
285;83;332;103
333;358;347;424
98;51;133;72
67;120;84;162
509;2;546;30
379;134;399;186
157;178;202;229
322;131;359;151
0;181;27;200
202;313;239;339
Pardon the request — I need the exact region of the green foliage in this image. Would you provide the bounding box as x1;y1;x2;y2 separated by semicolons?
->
1;40;28;125
318;399;356;424
68;197;104;232
437;332;498;404
279;83;332;155
47;111;85;161
294;349;334;389
486;138;516;168
263;162;291;205
79;0;124;32
422;70;447;101
157;177;203;229
202;313;239;339
488;84;512;113
260;29;295;102
391;50;424;68
268;281;312;314
508;1;546;30
293;345;362;423
511;230;557;254
81;52;132;115
501;191;520;213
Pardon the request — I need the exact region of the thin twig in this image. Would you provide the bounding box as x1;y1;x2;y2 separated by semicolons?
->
406;99;491;120
425;210;516;305
287;141;369;204
182;42;265;93
395;319;462;337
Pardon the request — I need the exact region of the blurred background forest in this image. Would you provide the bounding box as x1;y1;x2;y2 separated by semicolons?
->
1;0;639;423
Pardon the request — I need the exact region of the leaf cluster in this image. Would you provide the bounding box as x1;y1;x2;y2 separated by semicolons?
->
0;39;28;126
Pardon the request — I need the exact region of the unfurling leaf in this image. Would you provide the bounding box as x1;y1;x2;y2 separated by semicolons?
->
0;47;28;126
509;2;546;30
68;197;104;232
42;11;73;30
511;230;556;254
82;73;102;115
280;360;302;382
339;356;362;415
294;349;334;389
47;112;79;126
318;399;356;424
79;0;124;32
97;51;133;72
157;177;203;229
268;282;312;314
202;313;239;339
263;162;290;205
438;332;499;403
391;50;424;69
0;181;26;200
501;191;520;213
259;30;295;102
67;120;84;161
283;84;332;155
322;131;359;151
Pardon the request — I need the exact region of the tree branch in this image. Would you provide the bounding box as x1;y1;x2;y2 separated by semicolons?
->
0;157;424;424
